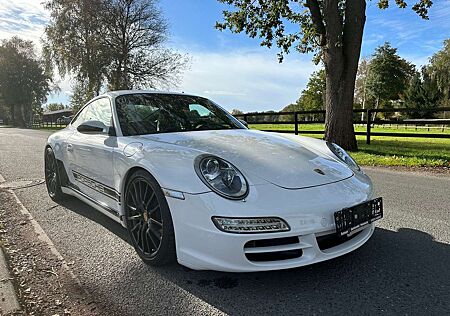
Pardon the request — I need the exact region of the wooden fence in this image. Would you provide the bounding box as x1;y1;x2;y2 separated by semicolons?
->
234;107;450;144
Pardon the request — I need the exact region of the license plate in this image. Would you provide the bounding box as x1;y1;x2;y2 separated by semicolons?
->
334;197;383;236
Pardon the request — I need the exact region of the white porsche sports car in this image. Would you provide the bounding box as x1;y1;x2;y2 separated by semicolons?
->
44;90;383;272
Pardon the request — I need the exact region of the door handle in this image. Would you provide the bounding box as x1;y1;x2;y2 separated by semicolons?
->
67;144;73;152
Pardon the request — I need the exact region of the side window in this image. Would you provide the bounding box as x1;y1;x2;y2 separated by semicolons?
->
84;99;112;127
189;104;212;117
72;98;113;133
71;104;90;128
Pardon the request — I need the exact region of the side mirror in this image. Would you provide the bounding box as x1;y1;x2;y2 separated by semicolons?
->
77;120;108;134
238;119;248;128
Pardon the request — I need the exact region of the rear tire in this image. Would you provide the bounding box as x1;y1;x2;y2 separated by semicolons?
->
124;170;176;266
44;147;66;202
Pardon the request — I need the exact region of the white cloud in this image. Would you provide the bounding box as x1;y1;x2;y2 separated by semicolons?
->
0;0;48;47
173;50;318;112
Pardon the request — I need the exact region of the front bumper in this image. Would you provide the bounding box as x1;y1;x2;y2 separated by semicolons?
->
167;173;376;272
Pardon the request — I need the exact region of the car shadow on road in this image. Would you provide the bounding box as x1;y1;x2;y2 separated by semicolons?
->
57;196;131;243
58;197;450;315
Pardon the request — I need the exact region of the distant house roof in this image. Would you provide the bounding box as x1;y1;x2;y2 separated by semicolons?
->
43;109;73;116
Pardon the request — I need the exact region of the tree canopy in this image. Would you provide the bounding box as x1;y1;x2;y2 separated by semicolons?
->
46;103;66;111
403;69;441;118
44;0;107;98
427;39;450;106
366;42;415;108
103;0;189;90
0;37;52;127
354;58;371;108
297;69;325;111
231;109;244;115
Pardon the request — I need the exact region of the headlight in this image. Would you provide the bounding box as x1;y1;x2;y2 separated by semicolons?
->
195;155;248;199
326;142;360;171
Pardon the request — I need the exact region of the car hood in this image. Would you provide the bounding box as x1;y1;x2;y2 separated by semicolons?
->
136;129;353;189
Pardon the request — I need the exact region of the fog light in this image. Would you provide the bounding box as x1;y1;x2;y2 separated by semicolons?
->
212;217;290;234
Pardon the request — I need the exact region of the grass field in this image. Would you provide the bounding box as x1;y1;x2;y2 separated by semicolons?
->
249;124;450;167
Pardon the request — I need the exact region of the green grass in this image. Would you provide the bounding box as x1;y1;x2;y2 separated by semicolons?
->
353;137;450;167
249;124;450;168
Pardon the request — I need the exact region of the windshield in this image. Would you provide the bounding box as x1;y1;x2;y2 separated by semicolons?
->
115;93;244;136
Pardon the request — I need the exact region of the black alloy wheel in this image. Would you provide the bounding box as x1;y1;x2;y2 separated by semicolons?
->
44;147;65;201
124;170;176;266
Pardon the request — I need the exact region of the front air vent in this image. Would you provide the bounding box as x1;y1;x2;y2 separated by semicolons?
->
245;249;303;262
316;230;363;251
244;236;303;262
245;236;300;248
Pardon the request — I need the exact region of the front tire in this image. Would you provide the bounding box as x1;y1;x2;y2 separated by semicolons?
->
44;147;66;202
124;170;176;266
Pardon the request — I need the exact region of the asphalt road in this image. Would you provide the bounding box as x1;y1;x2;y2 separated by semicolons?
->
0;127;449;315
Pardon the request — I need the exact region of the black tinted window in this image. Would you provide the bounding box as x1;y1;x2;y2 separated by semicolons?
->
115;93;242;136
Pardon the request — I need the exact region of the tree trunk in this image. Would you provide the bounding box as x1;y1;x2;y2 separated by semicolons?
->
321;0;366;151
11;104;15;126
324;73;357;150
14;104;25;128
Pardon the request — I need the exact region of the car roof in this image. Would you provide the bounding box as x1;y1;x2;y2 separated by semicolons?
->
104;90;199;98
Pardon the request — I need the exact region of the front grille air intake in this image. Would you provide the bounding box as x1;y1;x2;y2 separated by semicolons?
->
244;236;303;262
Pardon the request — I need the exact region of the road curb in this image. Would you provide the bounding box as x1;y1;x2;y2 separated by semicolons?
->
0;247;22;314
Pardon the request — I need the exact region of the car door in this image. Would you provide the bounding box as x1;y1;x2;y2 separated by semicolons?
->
67;98;119;207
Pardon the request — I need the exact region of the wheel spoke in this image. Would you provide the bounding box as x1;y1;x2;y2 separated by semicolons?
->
145;192;155;209
142;183;149;204
127;205;137;212
141;222;148;253
127;214;141;220
133;182;140;207
131;222;141;233
135;226;143;251
148;204;159;215
128;190;138;208
146;227;158;250
149;225;162;240
150;218;162;227
137;180;143;202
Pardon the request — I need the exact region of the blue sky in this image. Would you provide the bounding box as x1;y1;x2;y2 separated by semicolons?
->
0;0;449;111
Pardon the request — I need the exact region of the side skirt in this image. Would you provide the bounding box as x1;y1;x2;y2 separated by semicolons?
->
61;186;125;227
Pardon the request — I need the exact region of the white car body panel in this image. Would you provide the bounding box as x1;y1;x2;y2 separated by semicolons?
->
46;90;379;272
